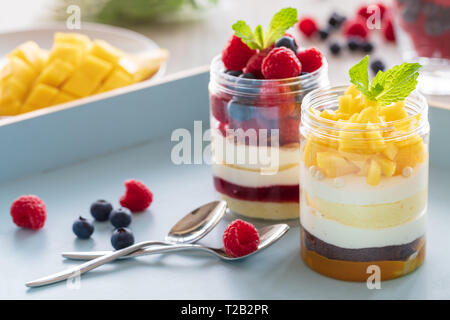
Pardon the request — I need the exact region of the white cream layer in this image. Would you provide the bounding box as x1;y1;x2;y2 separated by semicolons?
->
211;129;300;171
300;160;428;205
213;163;299;187
300;199;427;249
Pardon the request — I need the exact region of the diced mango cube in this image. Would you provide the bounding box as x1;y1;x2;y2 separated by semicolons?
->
48;43;83;67
380;101;408;122
8;41;47;72
344;84;360;97
357;107;379;123
377;157;396;177
1;56;37;87
367;159;381;186
365;123;386;152
54;32;91;52
36;59;74;87
338;94;352;114
96;69;133;93
316;152;358;178
62;54;113;97
51;91;76;105
21;83;59;112
382;143;398;160
89;40;124;64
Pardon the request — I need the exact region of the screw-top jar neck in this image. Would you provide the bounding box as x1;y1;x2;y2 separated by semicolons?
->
301;86;429;141
209;54;329;98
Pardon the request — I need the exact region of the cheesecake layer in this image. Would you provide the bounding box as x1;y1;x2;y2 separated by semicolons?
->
300;161;428;205
214;176;299;202
212;129;300;171
300;200;426;248
212;163;299;187
220;194;299;220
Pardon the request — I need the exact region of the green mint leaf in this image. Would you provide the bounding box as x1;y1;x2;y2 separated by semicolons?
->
254;25;264;49
232;20;261;50
264;7;298;48
372;62;421;105
349;56;371;97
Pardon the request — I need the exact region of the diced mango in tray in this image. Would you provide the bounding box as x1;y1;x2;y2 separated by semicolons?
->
0;33;168;116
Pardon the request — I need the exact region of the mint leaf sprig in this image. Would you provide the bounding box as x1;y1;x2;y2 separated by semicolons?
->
232;7;298;50
349;56;421;106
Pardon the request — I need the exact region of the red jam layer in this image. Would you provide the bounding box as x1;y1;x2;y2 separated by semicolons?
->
213;176;299;202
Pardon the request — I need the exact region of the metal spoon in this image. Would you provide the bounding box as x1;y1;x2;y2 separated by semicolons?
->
62;223;289;261
25;200;227;288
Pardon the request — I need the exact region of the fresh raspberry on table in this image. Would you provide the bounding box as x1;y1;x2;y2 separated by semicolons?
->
261;47;302;79
358;3;387;22
120;179;153;212
10;195;46;230
383;16;396;42
297;47;323;73
278;117;300;145
223;219;260;258
210;93;230;123
298;17;319;38
343;19;369;39
221;34;256;71
377;2;388;20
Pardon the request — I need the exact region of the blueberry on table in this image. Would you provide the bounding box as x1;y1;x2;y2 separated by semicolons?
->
227;99;253;122
347;37;362;51
275;36;298;54
318;29;330;40
90;199;113;221
109;207;132;228
72;216;94;239
111;228;135;250
370;59;386;74
225;70;243;77
361;41;374;53
329;43;341;55
328;12;346;28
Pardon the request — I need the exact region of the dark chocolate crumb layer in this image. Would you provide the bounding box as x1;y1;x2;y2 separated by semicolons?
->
302;227;425;262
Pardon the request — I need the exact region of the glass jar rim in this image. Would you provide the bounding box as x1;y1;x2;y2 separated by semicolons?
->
209;54;328;97
301;85;429;139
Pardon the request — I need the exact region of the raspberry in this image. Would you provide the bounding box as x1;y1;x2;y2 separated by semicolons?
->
261;47;302;79
278;117;300;145
357;3;387;22
298;17;318;38
221;34;256;71
383;17;396;42
377;2;388;21
258;82;296;120
243;50;270;79
297;47;323;73
120;179;153;212
343;19;369;39
210;93;230;123
223;219;260;258
10;195;46;230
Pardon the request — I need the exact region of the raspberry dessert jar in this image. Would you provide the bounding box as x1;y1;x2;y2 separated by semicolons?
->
299;85;430;281
393;0;450;95
209;55;329;220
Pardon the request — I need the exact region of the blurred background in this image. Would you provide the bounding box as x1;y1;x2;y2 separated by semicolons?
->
1;0;448;103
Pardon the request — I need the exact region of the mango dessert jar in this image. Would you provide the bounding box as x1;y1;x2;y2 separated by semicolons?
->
209;55;329;220
299;85;429;281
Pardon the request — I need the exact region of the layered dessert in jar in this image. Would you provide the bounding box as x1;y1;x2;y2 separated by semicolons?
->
299;56;429;281
209;8;329;220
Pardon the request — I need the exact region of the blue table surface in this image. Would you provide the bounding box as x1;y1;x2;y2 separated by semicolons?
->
1;132;450;300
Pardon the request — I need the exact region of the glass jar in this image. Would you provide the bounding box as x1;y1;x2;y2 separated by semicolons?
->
209;55;329;220
299;86;429;281
392;0;450;95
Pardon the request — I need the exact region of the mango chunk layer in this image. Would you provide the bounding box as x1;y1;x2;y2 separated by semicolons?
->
303;85;426;185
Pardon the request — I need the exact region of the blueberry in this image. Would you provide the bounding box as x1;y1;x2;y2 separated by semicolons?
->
318;29;330;40
370;59;386;75
111;228;135;250
347;37;362;51
225;70;242;77
329;43;341;55
90;200;113;221
239;72;257;79
275;36;298;54
227;99;253;122
361;41;374;53
328;12;346;28
109;207;132;228
72;216;94;239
